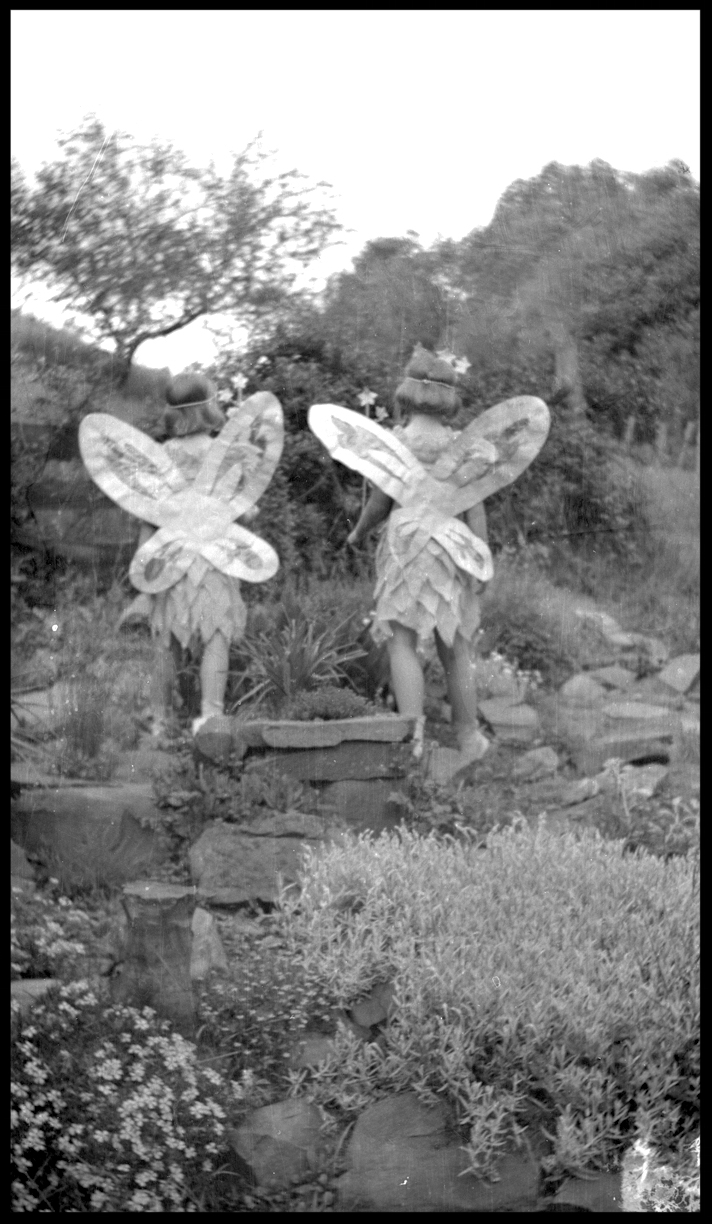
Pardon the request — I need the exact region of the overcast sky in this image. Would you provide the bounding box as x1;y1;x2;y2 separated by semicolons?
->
11;9;700;372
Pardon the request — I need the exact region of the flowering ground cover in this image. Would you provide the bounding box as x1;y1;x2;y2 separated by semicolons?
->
12;808;699;1212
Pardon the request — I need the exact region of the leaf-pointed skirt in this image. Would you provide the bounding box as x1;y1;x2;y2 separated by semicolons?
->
148;557;247;649
370;510;483;649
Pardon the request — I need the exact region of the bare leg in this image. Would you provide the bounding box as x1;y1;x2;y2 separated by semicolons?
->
386;621;426;757
193;630;230;732
435;630;488;761
150;638;178;736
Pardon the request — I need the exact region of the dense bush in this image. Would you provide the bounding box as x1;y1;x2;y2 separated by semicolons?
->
281;822;699;1182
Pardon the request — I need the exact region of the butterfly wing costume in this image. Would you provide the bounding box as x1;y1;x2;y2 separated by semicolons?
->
79;392;283;647
309;396;549;647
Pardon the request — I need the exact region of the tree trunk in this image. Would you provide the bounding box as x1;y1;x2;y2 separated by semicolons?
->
677;419;697;470
110;881;197;1036
548;320;587;415
623;415;636;451
655;419;669;466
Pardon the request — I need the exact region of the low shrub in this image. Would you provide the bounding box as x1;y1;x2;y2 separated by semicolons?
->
11;886;94;982
232;595;366;713
11;981;234;1212
280;821;699;1181
281;685;375;721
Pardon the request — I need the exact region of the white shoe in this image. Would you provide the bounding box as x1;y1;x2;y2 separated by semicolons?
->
411;715;426;761
192;712;226;736
457;729;490;764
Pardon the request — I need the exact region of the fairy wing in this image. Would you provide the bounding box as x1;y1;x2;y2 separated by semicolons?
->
308;404;437;505
130;519;280;593
128;485;280;592
443;396;550;514
198;525;280;583
192;391;284;516
78;413;188;526
129;529;198;594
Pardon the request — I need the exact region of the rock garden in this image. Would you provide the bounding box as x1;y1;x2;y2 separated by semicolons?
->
11;563;699;1212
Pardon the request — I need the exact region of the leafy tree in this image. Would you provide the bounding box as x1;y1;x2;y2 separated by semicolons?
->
440;159;699;441
319;234;450;383
11;117;341;382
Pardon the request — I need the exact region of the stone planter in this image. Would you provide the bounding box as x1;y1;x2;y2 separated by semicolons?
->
110;881;197;1036
196;713;417;838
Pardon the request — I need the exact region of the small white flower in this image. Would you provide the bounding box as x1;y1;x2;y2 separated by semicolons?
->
358;389;378;409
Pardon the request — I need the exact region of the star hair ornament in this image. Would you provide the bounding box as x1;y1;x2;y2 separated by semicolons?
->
78;391;283;594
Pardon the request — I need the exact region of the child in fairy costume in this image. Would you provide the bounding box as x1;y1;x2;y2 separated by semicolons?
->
141;373;244;736
347;347;490;762
79;371;283;738
308;346;550;763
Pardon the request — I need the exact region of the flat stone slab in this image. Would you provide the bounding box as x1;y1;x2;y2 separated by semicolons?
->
621;676;686;708
478;700;540;742
606;631;640;649
233;714;415;751
586;665;637;690
245;740;413;782
658;653;700;693
602;701;678;722
571;728;676;776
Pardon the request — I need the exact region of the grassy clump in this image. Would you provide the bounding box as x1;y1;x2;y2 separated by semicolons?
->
280;821;699;1181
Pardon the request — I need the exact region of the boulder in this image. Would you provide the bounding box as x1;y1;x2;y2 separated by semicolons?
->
475;657;528;703
658;654;700;694
25;458;140;569
336;1091;539;1212
426;745;464;786
317;779;406;836
511;746;560;782
573;608;624;640
558;673;608;706
11;784;168;890
189;814;339;905
229;1099;327;1190
11;978;62;1018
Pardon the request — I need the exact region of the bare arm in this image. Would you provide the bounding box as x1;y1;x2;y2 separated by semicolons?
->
137;522;155;548
347;487;393;545
464;502;488;545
